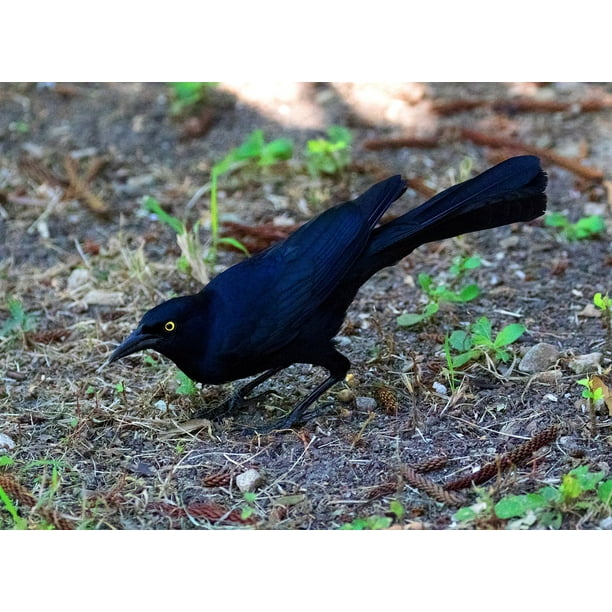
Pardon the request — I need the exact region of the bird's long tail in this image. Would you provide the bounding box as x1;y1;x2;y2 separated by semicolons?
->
357;155;547;281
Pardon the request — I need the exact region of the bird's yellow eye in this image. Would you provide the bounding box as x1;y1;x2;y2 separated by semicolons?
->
164;321;175;332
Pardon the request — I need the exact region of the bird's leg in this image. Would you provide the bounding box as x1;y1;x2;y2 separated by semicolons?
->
258;375;343;432
195;367;283;419
244;349;350;433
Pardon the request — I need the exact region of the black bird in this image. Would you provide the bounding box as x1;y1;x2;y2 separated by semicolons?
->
109;155;547;430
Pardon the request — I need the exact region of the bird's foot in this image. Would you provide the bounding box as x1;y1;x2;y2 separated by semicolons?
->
238;401;335;435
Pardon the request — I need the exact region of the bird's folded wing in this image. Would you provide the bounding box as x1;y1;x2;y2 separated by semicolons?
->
208;176;407;357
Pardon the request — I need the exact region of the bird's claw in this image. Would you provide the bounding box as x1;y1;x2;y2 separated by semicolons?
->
238;401;335;435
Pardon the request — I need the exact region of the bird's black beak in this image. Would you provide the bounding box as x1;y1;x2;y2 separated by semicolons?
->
108;328;159;364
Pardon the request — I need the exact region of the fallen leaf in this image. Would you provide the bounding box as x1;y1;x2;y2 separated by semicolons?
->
161;419;213;439
578;303;601;318
591;376;612;416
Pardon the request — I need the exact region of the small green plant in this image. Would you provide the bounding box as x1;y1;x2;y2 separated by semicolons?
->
176;370;198;396
144;129;292;276
545;212;605;241
143;195;212;284
1;297;37;342
339;500;404;530
9;120;29;134
305;126;352;177
593;292;612;316
241;491;258;521
578;375;606;434
593;292;612;354
442;334;459;393
397;255;481;327
168;82;218;115
578;376;604;404
217;129;293;169
206;130;292;264
447;316;525;368
448;254;481;277
455;466;612;529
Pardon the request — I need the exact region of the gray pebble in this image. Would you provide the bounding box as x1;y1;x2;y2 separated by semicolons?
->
355;396;377;411
519;343;560;373
236;469;265;493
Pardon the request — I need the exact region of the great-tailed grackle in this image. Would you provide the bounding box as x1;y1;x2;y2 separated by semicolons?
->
109;155;547;430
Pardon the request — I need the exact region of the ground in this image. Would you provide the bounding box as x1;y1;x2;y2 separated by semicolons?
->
0;82;610;530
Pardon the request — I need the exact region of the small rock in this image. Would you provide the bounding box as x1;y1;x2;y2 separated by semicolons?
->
583;202;607;217
236;468;264;493
0;433;16;450
83;290;125;306
599;517;612;530
568;352;603;374
355;396;377;411
519;343;560;373
499;235;520;249
432;381;447;395
67;268;91;291
154;400;168;413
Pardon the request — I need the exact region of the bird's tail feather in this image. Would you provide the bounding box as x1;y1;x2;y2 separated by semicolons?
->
359;155;547;279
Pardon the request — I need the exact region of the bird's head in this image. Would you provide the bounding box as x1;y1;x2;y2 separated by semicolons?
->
108;295;204;366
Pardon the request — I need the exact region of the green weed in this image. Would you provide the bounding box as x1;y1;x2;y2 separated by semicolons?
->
143;195;211;284
305;126;352;177
176;370;198;396
340;500;404;530
241;491;258;521
594;292;612;354
207;130;292;264
578;375;607;434
545;212;605;241
447;316;525;368
455;466;612;529
143;129;292;277
578;376;604;404
397;255;481;327
593;292;612;316
1;297;37;340
168;82;218;116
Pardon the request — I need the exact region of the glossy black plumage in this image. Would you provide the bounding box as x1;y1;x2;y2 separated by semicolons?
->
110;155;547;430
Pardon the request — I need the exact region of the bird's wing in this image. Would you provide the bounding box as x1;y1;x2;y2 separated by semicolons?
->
206;176;407;357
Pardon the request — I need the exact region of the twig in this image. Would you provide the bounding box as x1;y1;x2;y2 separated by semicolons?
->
363;135;440;151
433;96;612;116
406;177;437;199
460;129;604;181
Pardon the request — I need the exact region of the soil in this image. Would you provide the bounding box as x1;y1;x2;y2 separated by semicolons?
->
0;82;611;530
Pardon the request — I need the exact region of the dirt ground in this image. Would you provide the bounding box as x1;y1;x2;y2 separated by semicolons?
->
0;82;611;530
